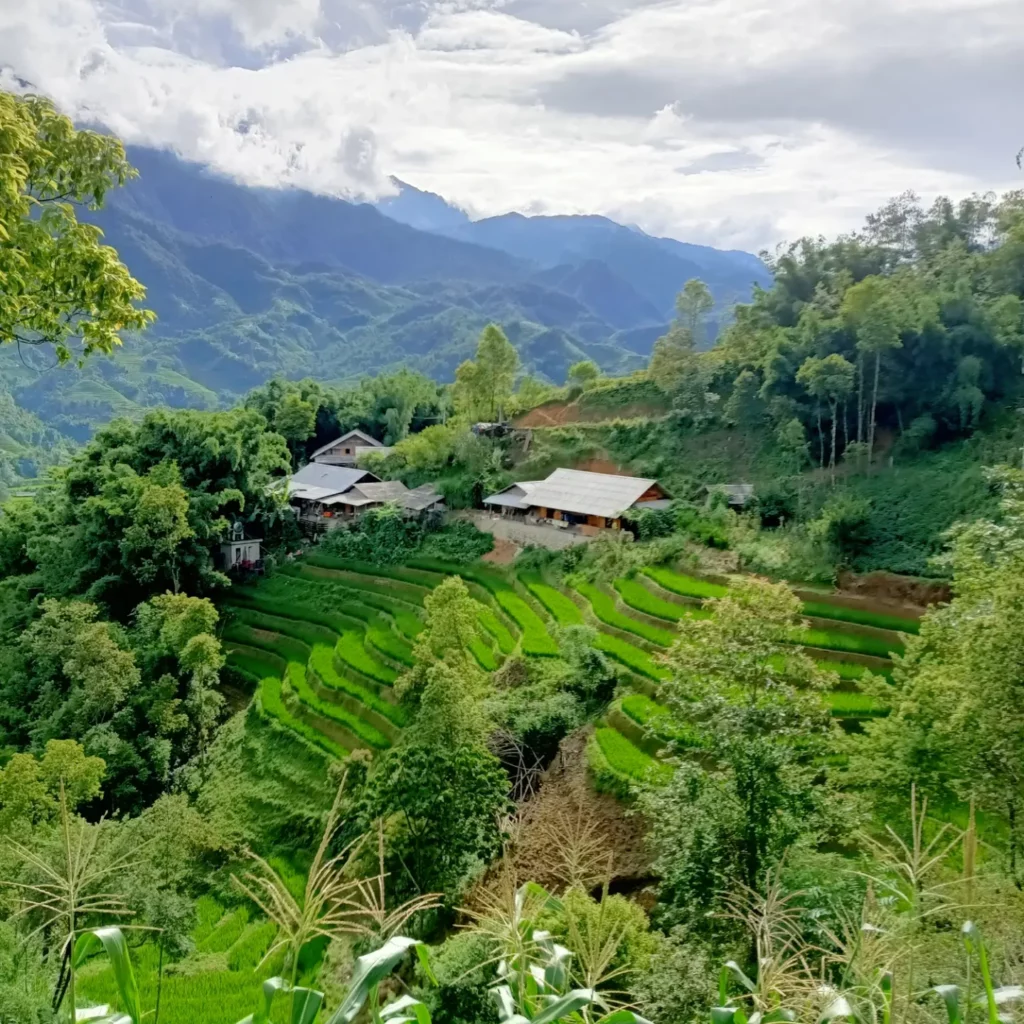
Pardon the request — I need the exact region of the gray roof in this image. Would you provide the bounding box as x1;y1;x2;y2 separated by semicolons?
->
310;429;385;460
352;480;410;503
710;483;755;505
483;481;543;511
525;469;659;519
289;464;378;502
634;499;673;511
404;484;444;511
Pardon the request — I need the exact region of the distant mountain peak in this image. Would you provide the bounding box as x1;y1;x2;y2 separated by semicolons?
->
376;177;472;235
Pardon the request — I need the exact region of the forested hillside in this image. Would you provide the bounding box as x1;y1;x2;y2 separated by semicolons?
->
6;90;1024;1024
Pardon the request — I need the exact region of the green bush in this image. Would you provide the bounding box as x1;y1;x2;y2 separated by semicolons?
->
595;634;670;681
575;581;677;647
420;520;494;561
309;643;408;726
286;662;390;749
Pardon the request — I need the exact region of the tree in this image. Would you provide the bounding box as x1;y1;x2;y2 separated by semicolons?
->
796;353;855;479
0;91;153;362
567;360;600;390
396;575;489;747
453;324;519;422
0;740;105;830
676;278;714;347
850;467;1024;883
644;579;837;933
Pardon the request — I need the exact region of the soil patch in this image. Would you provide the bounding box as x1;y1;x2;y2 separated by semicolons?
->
836;570;949;610
515;400;669;428
483;536;520;565
500;727;653;895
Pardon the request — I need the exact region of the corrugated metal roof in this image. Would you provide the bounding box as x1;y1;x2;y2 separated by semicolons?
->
404;484;444;511
482;481;542;510
525;469;658;519
310;429;385;460
289;465;377;501
352;481;410;503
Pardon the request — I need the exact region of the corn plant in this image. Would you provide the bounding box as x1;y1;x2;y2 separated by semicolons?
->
66;927;144;1024
235;935;434;1024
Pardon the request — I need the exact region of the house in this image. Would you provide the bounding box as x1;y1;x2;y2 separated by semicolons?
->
310;429;393;467
483;468;668;531
288;463;444;529
289;464;381;522
706;483;755;508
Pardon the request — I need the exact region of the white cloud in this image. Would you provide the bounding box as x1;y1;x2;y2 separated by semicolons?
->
1;0;1022;251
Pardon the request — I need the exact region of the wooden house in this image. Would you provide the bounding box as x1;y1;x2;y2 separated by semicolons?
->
310;429;392;467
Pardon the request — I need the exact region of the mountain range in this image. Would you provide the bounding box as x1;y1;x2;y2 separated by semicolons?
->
1;146;771;442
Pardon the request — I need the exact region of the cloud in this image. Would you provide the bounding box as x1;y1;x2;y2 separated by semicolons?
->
1;0;1021;251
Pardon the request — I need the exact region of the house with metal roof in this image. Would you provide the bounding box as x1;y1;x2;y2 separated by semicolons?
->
483;468;668;531
289;463;444;530
311;429;393;467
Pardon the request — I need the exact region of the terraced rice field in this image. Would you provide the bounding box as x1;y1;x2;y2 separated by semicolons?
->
222;555;907;800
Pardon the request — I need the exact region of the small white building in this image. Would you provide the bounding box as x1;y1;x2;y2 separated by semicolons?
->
220;521;262;569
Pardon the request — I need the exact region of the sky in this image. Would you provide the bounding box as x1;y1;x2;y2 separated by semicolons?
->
2;0;1022;252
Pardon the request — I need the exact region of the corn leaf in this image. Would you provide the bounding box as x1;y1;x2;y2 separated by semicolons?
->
324;936;422;1024
72;928;143;1024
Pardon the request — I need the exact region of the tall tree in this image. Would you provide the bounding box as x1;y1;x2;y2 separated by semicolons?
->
796;353;855;479
675;278;714;347
0;91;153;362
453;324;519;422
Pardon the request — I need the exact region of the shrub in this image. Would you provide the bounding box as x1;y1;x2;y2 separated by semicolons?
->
575;581;677;647
420;520;494;561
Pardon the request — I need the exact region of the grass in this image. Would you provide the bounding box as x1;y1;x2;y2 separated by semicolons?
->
223;620;310;663
257;676;348;759
286;662;390;749
309;643;409;727
643;566;728;600
198;907;250;953
193;896;225;946
594;727;673;784
478;606;517;655
825;690;890;718
613;577;713;624
575;580;677;647
287;562;431;611
226;920;279;973
334;630;399;685
521;574;584;626
794;626;901;659
470;636;499;671
595;633;670;681
227;645;287;683
801;598;920;634
305;553;441;591
620;692;674;730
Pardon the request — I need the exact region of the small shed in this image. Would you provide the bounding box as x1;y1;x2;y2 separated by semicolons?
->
220;521;262;569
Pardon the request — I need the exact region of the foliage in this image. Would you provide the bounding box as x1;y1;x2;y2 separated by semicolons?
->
0;91;154;363
453;324;519;422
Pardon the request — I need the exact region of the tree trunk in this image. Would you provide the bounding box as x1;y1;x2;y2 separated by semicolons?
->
816;407;825;469
856;355;865;443
829;398;838;484
868;350;881;464
841;399;849;456
1010;799;1021;890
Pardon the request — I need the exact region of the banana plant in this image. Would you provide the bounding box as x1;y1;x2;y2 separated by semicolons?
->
491;929;653;1024
235;935;434;1024
68;927;143;1024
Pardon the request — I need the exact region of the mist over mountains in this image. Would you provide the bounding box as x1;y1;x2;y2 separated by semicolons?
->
2;146;771;441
